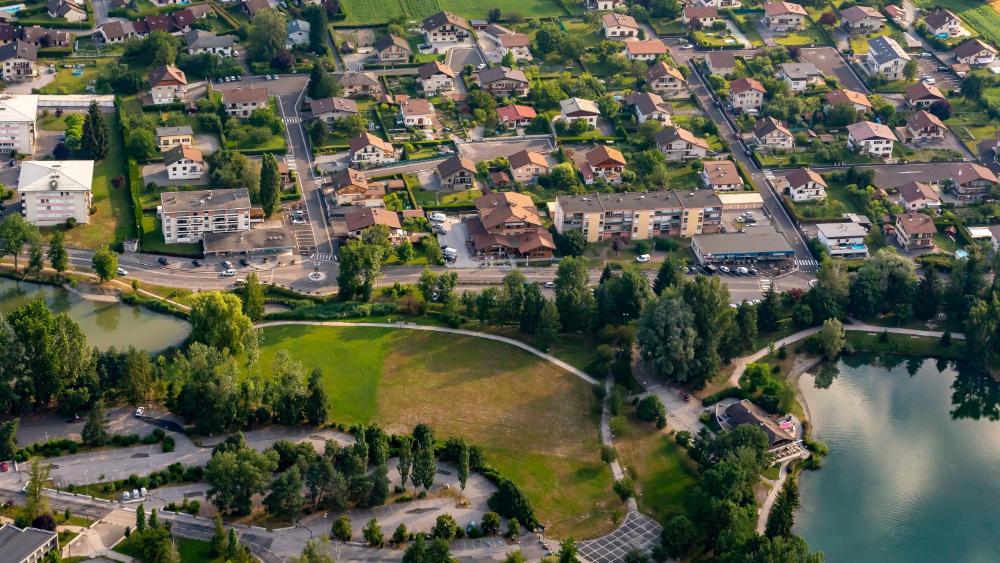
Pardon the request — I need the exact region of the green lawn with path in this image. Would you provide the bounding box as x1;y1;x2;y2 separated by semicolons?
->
256;325;622;538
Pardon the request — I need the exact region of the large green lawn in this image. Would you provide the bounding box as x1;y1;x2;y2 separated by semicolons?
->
257;325;621;538
117;535;222;562
615;414;698;525
438;0;565;19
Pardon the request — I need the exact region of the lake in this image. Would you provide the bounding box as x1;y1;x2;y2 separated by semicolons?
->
796;355;1000;563
0;277;189;351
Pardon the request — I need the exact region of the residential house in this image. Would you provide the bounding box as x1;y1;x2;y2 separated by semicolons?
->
623;39;667;61
923;9;965;38
694;0;741;8
0;94;37;154
847;120;896;158
222;87;268;118
348;132;397;166
373;34;411;63
905;82;946;108
554;189;724;242
160;188;251;244
884;4;904;24
422;11;469;44
483;24;531;60
98;20;144;44
156;125;193;151
580;145;627;185
761;2;807;31
779;62;824;92
817;222;869;258
46;0;86;22
309;97;358;124
241;0;269;18
18;160;94;226
785;167;827;202
655;126;709;161
902;110;946;143
559;97;601;127
862;36;910;80
507;150;550;184
417;60;456;94
467;191;554;259
286;19;310;48
476;67;530;97
148;64;187;105
700;160;744;191
328;167;380;207
164;145;204;181
626;91;673;124
399;99;436;134
586;0;626;10
338;72;382;97
185;30;235;57
437;155;476;189
681;6;718;27
707;51;736;75
953;38;997;66
895;211;936;250
0;524;58;563
0;41;35;81
948;161;998;201
497;104;537;128
752;116;794;150
839;5;885;33
646;61;687;97
825;88;873;113
729;77;766;112
602;12;639;39
895;181;941;211
20;27;73;48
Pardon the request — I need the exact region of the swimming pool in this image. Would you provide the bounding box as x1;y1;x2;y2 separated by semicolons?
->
0;4;25;14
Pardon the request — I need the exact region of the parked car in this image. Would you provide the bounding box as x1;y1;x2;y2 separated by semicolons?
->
429;212;447;222
134;406;144;417
117;267;128;276
222;260;233;269
222;269;237;277
192;259;202;267
157;257;169;266
719;265;731;273
239;258;250;267
291;218;306;225
0;462;8;472
736;266;749;275
636;253;651;263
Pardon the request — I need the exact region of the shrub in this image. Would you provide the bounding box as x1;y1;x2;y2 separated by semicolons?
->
161;436;175;453
613;478;635;500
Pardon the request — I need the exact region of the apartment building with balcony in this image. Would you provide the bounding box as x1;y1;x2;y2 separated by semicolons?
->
159;188;251;244
554;189;723;243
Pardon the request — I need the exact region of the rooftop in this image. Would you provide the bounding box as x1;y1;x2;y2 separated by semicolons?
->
724;399;796;447
557;189;721;213
0;94;38;123
866;36;910;65
203;228;292;254
701;160;742;185
0;525;56;563
18;160;94;193
817;221;867;239
160;188;250;213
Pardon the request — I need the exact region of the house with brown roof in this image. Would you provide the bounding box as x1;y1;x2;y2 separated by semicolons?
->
778;62;824;92
373;34;411;63
149;64;186;105
729;77;765;112
723;400;799;452
923;9;965;38
309;97;358;124
417;60;455;94
345;207;405;241
0;41;36;81
646;61;687;97
625;91;673;125
655;126;709;161
399;99;436;135
762;2;807;31
707;51;735;75
437;155;476;189
905;82;946;108
895;181;940;211
785;168;827;202
98;20;143;44
901;110;946;143
825;88;873;113
327;168;382;207
602;12;639;39
895;212;935;250
156;126;193;151
623;39;667;61
586;0;625;10
580;145;627;185
422;11;469;44
338;72;382;97
839;5;885;33
467;191;554;259
559;97;601;127
497;104;537;128
700;160;744;191
348;132;397;166
847;120;896;158
508;150;550;184
681;6;718;27
47;0;86;22
164;145;204;181
222;87;268;118
953;38;997;66
948;162;998;201
482;24;531;60
752;116;793;150
475;67;529;97
241;0;270;18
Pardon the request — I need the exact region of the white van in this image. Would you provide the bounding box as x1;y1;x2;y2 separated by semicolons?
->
636;254;651;263
429;212;447;222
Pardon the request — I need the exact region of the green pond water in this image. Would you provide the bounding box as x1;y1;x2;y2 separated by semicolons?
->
0;277;189;351
796;355;1000;563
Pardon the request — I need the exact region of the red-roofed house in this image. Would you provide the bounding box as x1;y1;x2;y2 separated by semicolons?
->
729;77;765;112
580;145;627;185
497;104;537;128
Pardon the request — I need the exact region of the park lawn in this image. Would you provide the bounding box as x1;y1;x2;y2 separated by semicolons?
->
438;0;565;19
38;64;105;94
256;325;621;539
614;416;697;525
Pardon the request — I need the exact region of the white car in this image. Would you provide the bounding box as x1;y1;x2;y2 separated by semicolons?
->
719;265;731;273
736;266;749;275
134;407;144;417
544;281;556;289
221;269;237;277
680;44;694;50
477;63;487;70
429;212;447;222
636;254;651;263
291;218;306;225
117;267;128;276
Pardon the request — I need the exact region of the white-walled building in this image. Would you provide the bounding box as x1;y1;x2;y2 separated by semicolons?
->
847;120;896;158
159;188;251;244
817;222;869;258
0;94;37;155
164;145;205;180
18;160;94;226
784;167;827;202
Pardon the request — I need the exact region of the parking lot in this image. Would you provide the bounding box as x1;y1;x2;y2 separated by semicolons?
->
284;203;316;255
434;215;479;268
456;136;555;162
577;512;662;563
722;208;770;233
914;55;961;91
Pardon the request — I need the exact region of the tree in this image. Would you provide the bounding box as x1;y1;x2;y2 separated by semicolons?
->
537;299;561;352
499;269;527;322
766;477;800;538
456;440;469;493
337;240;384;302
205;446;279;515
291;538;335;563
913;267;941;320
91;244;118;282
135;503;146;533
25;462;51;521
247;8;287;63
147;508;159;529
962;73;985;100
331;515;352;542
81;101;110;159
757;285;779;332
242;272;265;321
554;257;594;332
412;425;436;491
259;153;281;217
903;59;918;81
557;538;580;563
127;128;158;160
819;317;845;360
47;231;69;276
189;291;256;354
395;239;414;263
397;435;413;490
637;292;697;385
661;514;697;558
212;515;226;556
308;63;337;99
304;368;329;426
304;4;328;53
363;517;384;546
636;395;666;427
595;267;651;326
391;523;408;546
23;235;43;279
734;301;758;353
0;419;18;460
432;514;459;540
264;465;304;520
0;215;34;274
652;258;682;295
82;400;109;446
402;534;454;563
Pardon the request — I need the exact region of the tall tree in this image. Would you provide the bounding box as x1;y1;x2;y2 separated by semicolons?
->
757;285;779;332
82;400;109;446
595;267;651;326
259;153;281;217
24;239;44;279
680;275;734;385
638;291;698;384
263;465;304;520
304;367;329;426
819;318;845;359
337;240;384;302
47;231;69;276
211;515;226;556
24;462;51;520
81;101;110;159
554;256;594;332
91;244;118;282
396;435;413;490
189;291;256;354
499;269;527;323
0;419;18;460
307;62;337;99
363;517;384;547
519;282;545;334
734;301;758;353
247;8;287;63
652;257;683;295
242;272;265;321
135;503;146;533
0;214;34;274
766;477;800;538
205;446;279;515
537;299;561;352
913;267;941;320
292;538;336;563
456;440;469;493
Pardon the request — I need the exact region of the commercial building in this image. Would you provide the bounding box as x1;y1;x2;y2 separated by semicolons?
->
0;524;58;563
554;189;723;242
203;228;292;256
0;94;37;154
159;188;251;244
692;225;794;264
18;160;94;226
817;221;869;258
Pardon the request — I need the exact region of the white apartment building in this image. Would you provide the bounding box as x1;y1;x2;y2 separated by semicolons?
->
159;188;251;244
18;160;94;226
817;222;869;258
0;94;37;155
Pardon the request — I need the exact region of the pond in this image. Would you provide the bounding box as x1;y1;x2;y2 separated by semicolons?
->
0;277;189;352
796;355;1000;563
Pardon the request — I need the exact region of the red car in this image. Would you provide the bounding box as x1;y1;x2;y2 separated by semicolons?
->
1;462;9;472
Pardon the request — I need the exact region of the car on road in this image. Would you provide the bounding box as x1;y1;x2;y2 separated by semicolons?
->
477;63;487;70
192;259;202;267
680;44;693;50
429;212;447;222
239;258;250;267
117;267;128;276
432;224;446;234
544;281;556;288
157;257;169;266
922;77;936;85
222;260;233;269
134;407;144;417
736;266;749;275
719;265;731;274
222;269;237;277
636;253;651;263
291;218;306;225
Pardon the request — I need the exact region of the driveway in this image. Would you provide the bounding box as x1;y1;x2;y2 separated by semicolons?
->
4;71;56;94
141;164;208;187
456;136;555;161
798;47;869;93
437;218;478;268
913;56;960;91
445;47;485;74
194;133;219;154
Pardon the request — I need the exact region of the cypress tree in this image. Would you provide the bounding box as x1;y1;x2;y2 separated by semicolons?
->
259;153;280;217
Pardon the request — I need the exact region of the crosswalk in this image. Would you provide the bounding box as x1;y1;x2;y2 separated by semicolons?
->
283;117;300;124
284;156;298;171
760;277;772;292
796;259;819;266
314;253;333;260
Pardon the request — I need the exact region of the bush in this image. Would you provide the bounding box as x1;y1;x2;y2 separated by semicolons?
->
600;444;617;463
675;430;693;448
613;477;635;500
161;436;175;453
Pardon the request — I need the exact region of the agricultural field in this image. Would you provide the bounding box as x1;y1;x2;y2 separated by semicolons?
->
256;325;622;538
337;0;405;24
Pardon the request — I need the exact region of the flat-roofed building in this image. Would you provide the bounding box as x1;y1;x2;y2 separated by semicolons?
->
554;189;723;242
692;225;794;263
159;188;251;244
0;94;37;154
18;160;93;226
817;221;869;258
203;228;292;256
0;524;58;563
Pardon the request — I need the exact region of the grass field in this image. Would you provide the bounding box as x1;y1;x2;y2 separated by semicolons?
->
614;414;697;525
38;64;105;95
413;186;482;206
438;0;565;19
337;0;564;23
256;325;621;538
914;0;1000;47
117;535;221;562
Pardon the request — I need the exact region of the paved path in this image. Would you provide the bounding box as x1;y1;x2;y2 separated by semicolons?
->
756;461;789;534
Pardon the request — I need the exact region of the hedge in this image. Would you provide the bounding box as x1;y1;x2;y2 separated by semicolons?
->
264;300;398;321
700;386;749;406
38;47;72;59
